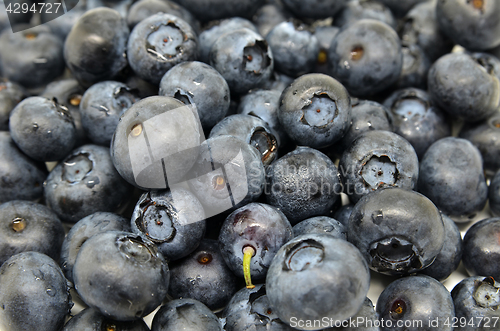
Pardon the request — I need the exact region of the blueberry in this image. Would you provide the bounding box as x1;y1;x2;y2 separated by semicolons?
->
44;144;133;223
168;238;240;311
110;96;204;190
151;298;222;331
209;114;278;166
127;0;199;31
9;96;77;162
378;0;427;17
451;276;500;331
339;130;419;203
398;0;453;62
131;189;206;261
460;113;500;176
383;88;451;158
198;17;258;64
0;200;64;267
219;202;292;287
266;21;319;77
462;218;500;279
333;203;354;228
427;52;500;122
80;81;138;146
62;307;150;331
265;146;341;225
281;0;348;19
222;284;295;331
237;88;287;146
333;0;396;29
60;212;130;284
40;3;86;41
334;99;393;155
209;28;274;94
266;233;370;329
0;252;72;331
395;43;431;90
41;79;87;146
348;188;445;275
292;216;347;240
159;61;230;130
419;214;463;281
73;231;169;320
489;169;500;217
0;131;47;203
324;297;380;330
437;0;500;50
313;25;340;74
253;2;290;38
64;8;129;87
127;13;198;84
328;19;402;97
0;79;27;131
376;275;454;330
278;73;352;149
0;26;65;88
418;137;488;221
167;0;265;22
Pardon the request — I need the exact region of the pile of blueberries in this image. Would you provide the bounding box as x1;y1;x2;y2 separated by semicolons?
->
1;0;500;330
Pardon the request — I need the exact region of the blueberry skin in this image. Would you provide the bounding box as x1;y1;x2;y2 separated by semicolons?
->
278;73;352;149
131;189;206;261
334;99;393;155
329;19;402;97
237;89;286;146
44;144;133;223
186;135;266;216
110;96;204;190
266;233;370;330
168;238;240;311
451;276;500;331
427;52;500;122
209;28;274;95
418;137;488;221
209;114;278;166
333;204;354;228
339;130;419;203
60;212;130;284
167;0;264;22
489;170;500;217
219;202;293;280
281;0;348;19
376;275;454;331
41;5;86;41
73;231;169;321
0;131;47;203
80;81;138;146
0;200;64;267
348;188;445;276
293;216;347;240
420;214;463;281
41;79;87;146
395;43;431;90
127;13;198;84
266;21;319;77
159;61;230;130
265;146;341;225
399;0;453;62
378;0;426;17
459;113;500;176
0;252;72;331
333;0;396;29
462;218;500;279
437;0;500;51
64;8;129;87
324;297;380;331
153;300;223;331
9;96;76;162
0;79;27;131
383;88;451;158
222;284;295;331
253;3;291;38
198;17;258;64
313;25;340;74
0;26;64;88
127;0;198;31
61;307;150;331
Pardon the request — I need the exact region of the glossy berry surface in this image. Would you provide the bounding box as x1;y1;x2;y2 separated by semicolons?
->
61;307;150;331
292;216;347;240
